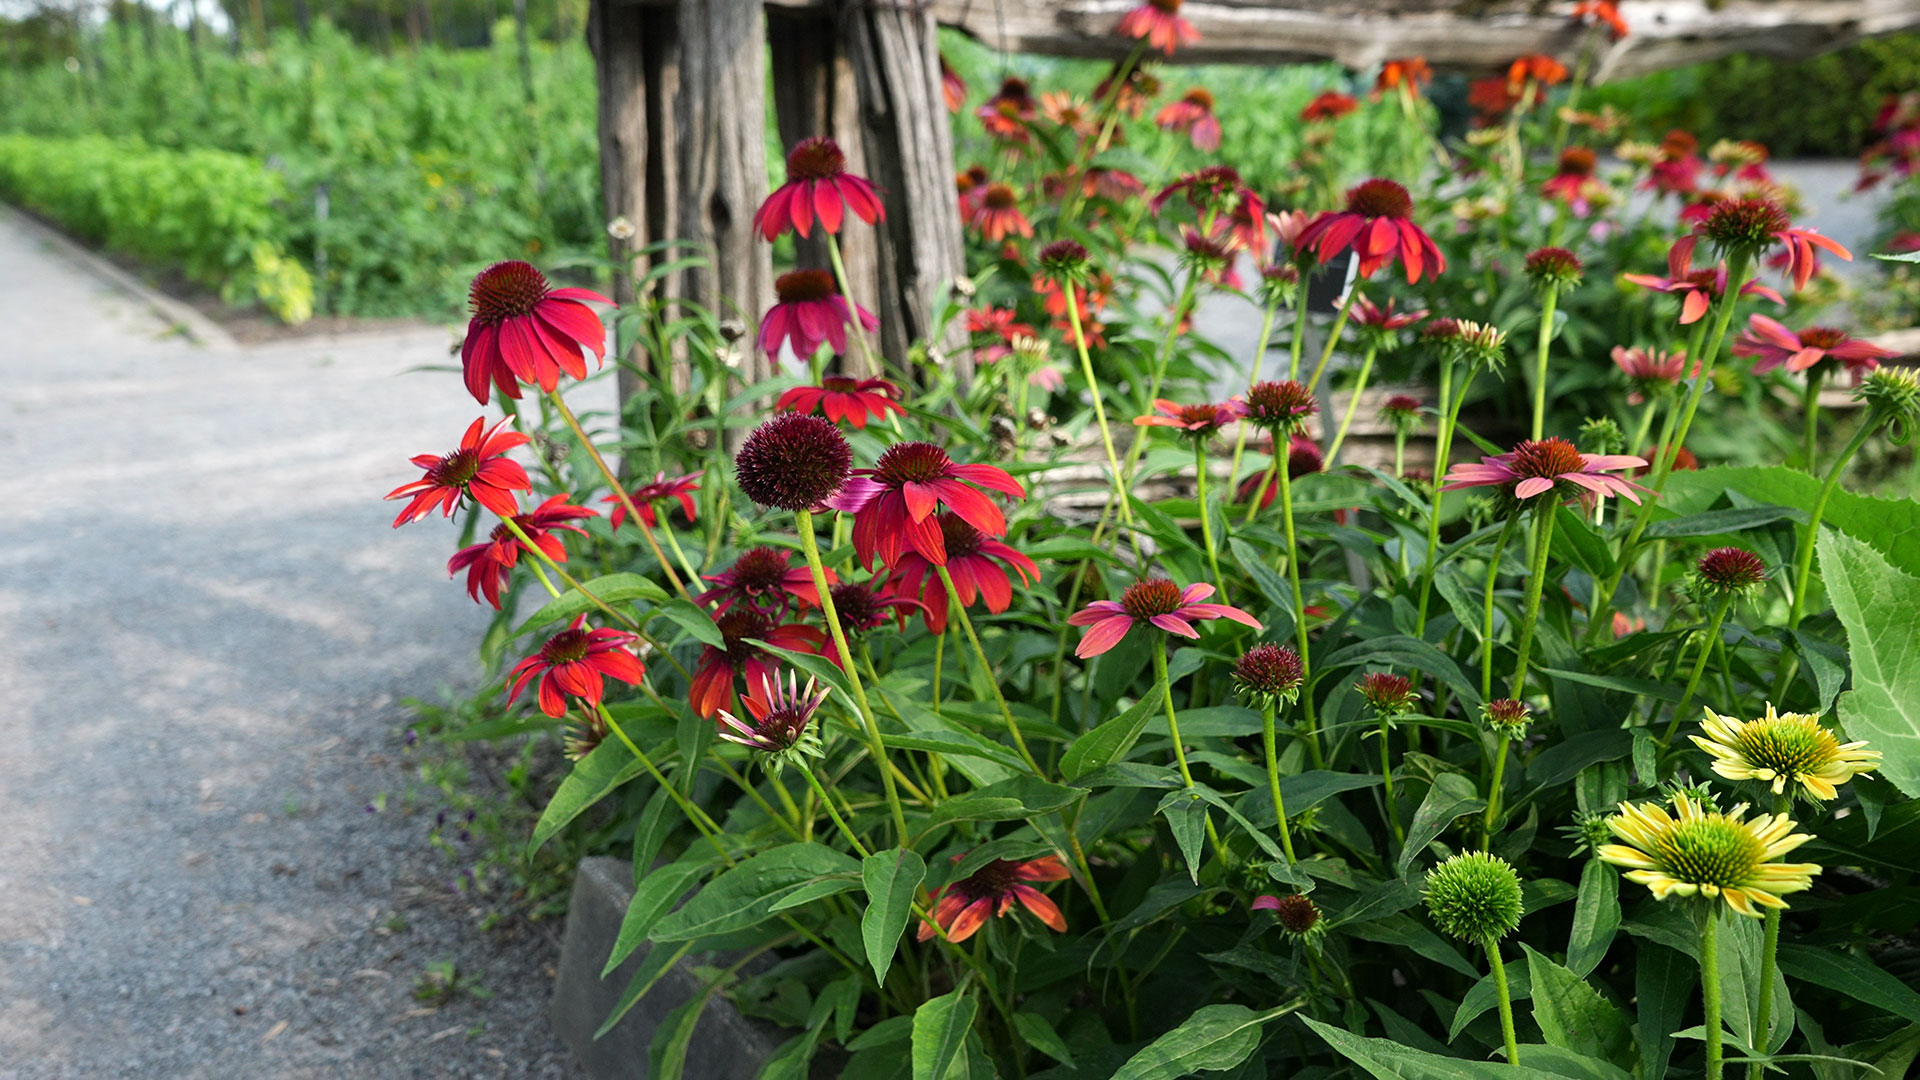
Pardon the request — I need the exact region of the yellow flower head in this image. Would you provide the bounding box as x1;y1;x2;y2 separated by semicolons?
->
1691;704;1879;801
1598;795;1819;917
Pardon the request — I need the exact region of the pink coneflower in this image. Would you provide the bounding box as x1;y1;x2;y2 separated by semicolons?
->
1069;579;1261;657
1612;346;1696;403
1375;58;1431;97
1135;398;1246;440
1681;198;1852;291
1082;166;1147;204
447;495;595;609
1441;437;1650;505
1730;315;1896;381
1543;148;1603;216
603;470;702;530
1349;294;1428;333
460;260;611;405
939;54;967;113
979;78;1037;142
887;513;1039;635
1117;0;1197;55
1267;209;1314;262
715;669;830;755
918;855;1070;943
1300;91;1358;123
758;269;879;362
778;376;906;429
1296;179;1446;283
970;184;1034;242
688;608;829;719
754;137;885;242
828;442;1026;570
386;416;531;526
1156;87;1222;151
1623;243;1786;324
696;545;829;617
506;616;646;719
1643;130;1703;198
1238;435;1323;509
1152;164;1246;216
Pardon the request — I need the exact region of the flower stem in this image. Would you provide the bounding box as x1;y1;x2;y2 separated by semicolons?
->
498;515;690;683
1749;793;1789;1080
1508;505;1559;702
654;520;705;588
1628;397;1660;462
1326;342;1379;463
1062;280;1140;560
545;391;692;603
1801;368;1824;473
1152;645;1226;858
1228;294;1283;492
1287;276;1310;381
1415;359;1463;636
799;761;872;858
1484;734;1511;847
1661;594;1733;744
1259;701;1299;863
1487;938;1521;1068
1275;442;1325;769
1480;516;1521;700
593;701;735;867
794;508;910;842
825;231;884;384
1531;287;1559;441
1305;280;1362;395
1702;907;1724;1080
1379;716;1404;845
931;630;944;711
1193;442;1225;595
1773;419;1877;700
935;564;1044;776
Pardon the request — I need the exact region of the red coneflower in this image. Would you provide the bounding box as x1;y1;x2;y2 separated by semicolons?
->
447;494;595;609
1644;132;1703;198
827;579;924;638
602;470;702;530
1180;227;1244;289
1634;444;1698;476
696;545;830;617
1135;398;1246;440
1570;0;1628;40
1224;190;1269;252
1349;294;1428;333
1238;435;1323;509
967;307;1036;363
758;269;879;363
778;376;906;429
1543;147;1604;216
1157;88;1222;151
1611;346;1696;403
460;260;612;405
955;164;990;218
1623;242;1786;324
918;855;1070;943
1375;57;1431;97
688;607;830;719
716;669;830;756
1507;53;1569;93
386;416;531;526
1692;547;1769;596
506;615;646;718
1357;672;1417;714
1069;579;1261;657
1082;166;1147;204
1231;643;1304;707
939;54;967;113
754;136;885;242
1441;437;1649;504
1238;380;1319;434
1117;0;1197;55
1295;178;1446;283
979;78;1037;142
970;183;1034;242
1300;91;1358;124
887;513;1039;635
1730;315;1896;381
1680;197;1852;290
1467;76;1525;121
828;442;1026;570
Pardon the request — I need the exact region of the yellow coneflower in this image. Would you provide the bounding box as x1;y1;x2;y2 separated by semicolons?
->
1691;704;1879;801
1599;795;1820;917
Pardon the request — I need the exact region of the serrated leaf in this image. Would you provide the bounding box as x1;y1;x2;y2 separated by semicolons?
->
1565;860;1620;978
1399;772;1487;877
530;739;647;855
1820;530;1920;797
515;572;668;633
658;597;726;647
860;848;925;988
911;989;978;1080
1524;945;1633;1066
1012;1013;1075;1066
1114;1004;1290;1080
1157;788;1210;883
650;844;861;941
1061;695;1158;779
1308;1016;1567;1078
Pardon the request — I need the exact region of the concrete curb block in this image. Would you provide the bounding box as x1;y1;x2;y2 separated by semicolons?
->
551;857;786;1079
1;204;240;351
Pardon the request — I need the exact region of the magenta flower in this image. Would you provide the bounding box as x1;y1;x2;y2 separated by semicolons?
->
1730;315;1897;381
1623;242;1785;325
827;442;1025;570
1349;294;1428;332
1068;579;1261;658
758;269;879;362
1611;346;1696;403
603;470;702;530
1295;178;1446;283
1441;437;1650;505
1134;398;1246;439
754;137;885;242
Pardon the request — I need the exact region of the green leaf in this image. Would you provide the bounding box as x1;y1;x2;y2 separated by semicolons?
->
1307;1016;1567;1078
595;940;694;1039
1230;536;1294;614
1345;914;1480;978
1553;504;1615;578
751;640;854;702
1450;959;1531;1041
1643;506;1796;539
1872;248;1920;263
1061;695;1158;779
657;597;726;648
601;858;710;977
911;989;978;1080
1820;530;1920;797
1565;860;1620;978
860;848;926;989
649;979;719;1080
1511;1046;1633;1080
1524;945;1633;1067
1662;466;1920;576
1776;944;1920;1024
1113;1003;1289;1080
765;874;863;912
928;776;1087;826
650;844;861;941
530;740;647;855
1636;943;1691;1080
883;730;1032;773
1012;1013;1075;1067
1398;773;1487;877
514;572;668;633
1321;635;1484;712
1157;788;1210;883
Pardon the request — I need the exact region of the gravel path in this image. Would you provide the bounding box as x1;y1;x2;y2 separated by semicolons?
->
0;210;589;1079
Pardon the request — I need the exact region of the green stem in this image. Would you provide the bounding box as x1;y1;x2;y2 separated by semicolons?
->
1484;735;1511;847
935;564;1044;775
656;520;704;588
1531;287;1559;441
1326;343;1379;463
1260;701;1298;862
1228;295;1284;491
1702;908;1724;1080
1774;419;1877;699
1116;261;1206;491
1194;441;1225;594
593;701;735;867
1062;280;1140;559
1661;594;1733;744
1488;938;1521;1067
1480;516;1521;701
1379;716;1403;845
825;231;885;385
546;391;692;603
1415;359;1467;636
1287;276;1310;381
794;508;909;842
1242;453;1280;527
1305;280;1362;395
799;762;872;858
931;630;944;712
1801;368;1824;473
1276;447;1324;769
1750;794;1788;1080
1628;397;1660;461
499;516;690;683
1152;645;1225;857
1508;506;1559;702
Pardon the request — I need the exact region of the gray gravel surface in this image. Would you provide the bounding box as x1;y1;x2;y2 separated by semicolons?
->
0;210;591;1079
